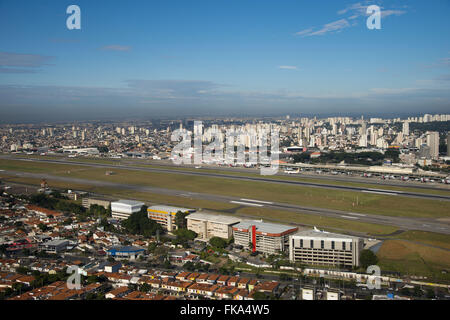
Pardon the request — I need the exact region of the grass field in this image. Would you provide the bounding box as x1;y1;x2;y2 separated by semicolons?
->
13;154;450;196
1;158;449;219
0;174;401;236
234;206;399;235
393;231;450;250
377;240;450;282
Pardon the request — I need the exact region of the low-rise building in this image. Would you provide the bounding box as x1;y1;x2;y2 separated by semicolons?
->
107;246;145;260
38;240;69;253
232;220;298;254
147;205;195;231
186;212;241;240
288;229;364;267
111;200;144;220
82;197;111;210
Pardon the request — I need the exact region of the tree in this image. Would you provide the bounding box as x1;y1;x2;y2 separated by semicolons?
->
0;244;8;255
360;249;378;269
97;146;109;153
147;242;157;253
252;291;269;300
175;211;189;229
140;283;151;293
173;228;197;242
279;273;291;281
209;237;227;249
89;204;108;218
121;205;163;237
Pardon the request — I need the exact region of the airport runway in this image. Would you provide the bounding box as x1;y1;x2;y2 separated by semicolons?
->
1;170;449;235
2;156;449;202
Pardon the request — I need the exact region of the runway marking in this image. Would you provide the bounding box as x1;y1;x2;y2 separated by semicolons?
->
368;188;405;194
240;198;273;205
362;190;398;196
340;215;359;220
230;201;264;207
347;212;367;217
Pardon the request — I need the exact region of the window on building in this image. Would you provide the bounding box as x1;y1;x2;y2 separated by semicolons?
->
342;242;346;250
300;239;303;248
320;240;324;249
310;240;314;248
350;242;353;251
331;241;335;249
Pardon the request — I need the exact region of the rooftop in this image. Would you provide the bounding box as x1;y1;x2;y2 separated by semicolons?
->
147;205;195;214
107;246;145;253
112;200;145;206
292;229;360;241
186;212;241;225
233;220;298;235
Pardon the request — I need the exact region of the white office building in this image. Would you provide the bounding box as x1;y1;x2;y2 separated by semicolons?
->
289;229;364;267
111;200;145;220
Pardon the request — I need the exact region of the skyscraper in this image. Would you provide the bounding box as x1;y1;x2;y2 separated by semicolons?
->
447;132;450;157
402;121;409;136
426;131;439;160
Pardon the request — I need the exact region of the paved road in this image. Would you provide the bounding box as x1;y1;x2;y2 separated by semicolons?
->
2;170;449;235
2;156;449;202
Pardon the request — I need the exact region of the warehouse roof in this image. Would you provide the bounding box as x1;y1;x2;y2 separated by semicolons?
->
186;212;241;225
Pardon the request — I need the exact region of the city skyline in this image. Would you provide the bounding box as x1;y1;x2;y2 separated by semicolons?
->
1;0;450;122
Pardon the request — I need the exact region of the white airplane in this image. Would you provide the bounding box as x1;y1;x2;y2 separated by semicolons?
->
313;226;329;233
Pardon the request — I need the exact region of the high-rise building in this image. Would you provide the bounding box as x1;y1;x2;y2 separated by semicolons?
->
402;121;409;136
426;131;439;160
447;132;450;157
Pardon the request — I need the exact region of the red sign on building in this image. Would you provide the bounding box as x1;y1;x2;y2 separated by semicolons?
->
251;225;256;253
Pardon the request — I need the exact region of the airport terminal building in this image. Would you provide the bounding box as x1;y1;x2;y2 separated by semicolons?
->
288;229;364;267
186;212;241;241
232;220;298;255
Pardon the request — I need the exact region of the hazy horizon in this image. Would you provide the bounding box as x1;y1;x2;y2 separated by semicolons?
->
1;0;449;122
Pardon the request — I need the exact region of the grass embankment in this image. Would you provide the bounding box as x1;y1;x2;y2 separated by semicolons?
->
377;240;450;282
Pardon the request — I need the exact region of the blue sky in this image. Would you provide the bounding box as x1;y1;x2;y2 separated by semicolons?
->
0;0;449;122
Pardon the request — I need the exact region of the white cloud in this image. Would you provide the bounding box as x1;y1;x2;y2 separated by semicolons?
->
278;65;298;70
296;2;407;37
295;28;314;36
309;19;350;36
